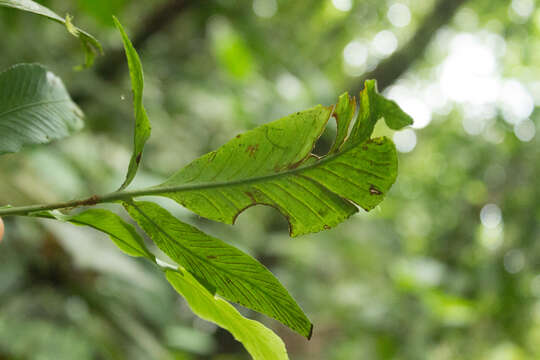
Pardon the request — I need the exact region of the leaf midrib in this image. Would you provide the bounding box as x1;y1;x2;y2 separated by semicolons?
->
0;98;73;120
137;138;388;197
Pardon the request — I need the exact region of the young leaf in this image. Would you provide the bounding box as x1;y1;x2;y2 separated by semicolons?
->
146;80;412;236
0;64;84;155
123;201;313;338
113;16;151;190
348;80;413;146
0;0;102;68
35;209;154;260
165;269;289;360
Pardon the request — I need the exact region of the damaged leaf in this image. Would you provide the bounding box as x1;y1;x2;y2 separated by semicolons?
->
148;80;412;236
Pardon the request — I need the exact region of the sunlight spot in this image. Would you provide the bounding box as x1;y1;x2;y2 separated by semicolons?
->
393;129;416;153
440;33;499;104
343;41;368;67
462;105;495;135
387;85;432;129
387;3;411;28
253;0;277;18
514;119;536;142
500;80;534;124
480;203;502;229
276;73;302;100
391;258;444;288
479;225;504;251
511;0;534;20
462;117;485;136
483;125;505;144
332;0;352;12
401;98;431;129
372;30;398;57
343;41;368;76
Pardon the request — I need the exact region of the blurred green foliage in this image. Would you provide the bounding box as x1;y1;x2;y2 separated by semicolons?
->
1;0;540;359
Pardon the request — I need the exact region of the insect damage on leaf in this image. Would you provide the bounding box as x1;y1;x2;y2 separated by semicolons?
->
151;80;413;237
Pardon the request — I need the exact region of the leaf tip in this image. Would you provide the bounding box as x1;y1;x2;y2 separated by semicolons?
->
307;323;314;340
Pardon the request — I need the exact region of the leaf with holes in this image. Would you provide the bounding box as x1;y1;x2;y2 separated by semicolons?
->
0;64;84;155
124;200;312;338
145;80;412;236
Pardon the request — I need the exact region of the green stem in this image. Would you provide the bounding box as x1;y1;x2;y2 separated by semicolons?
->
0;175;283;217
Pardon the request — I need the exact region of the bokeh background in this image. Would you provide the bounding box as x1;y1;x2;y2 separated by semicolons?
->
1;0;540;359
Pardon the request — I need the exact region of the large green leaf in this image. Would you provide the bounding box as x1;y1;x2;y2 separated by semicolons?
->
0;0;102;68
149;80;412;237
124;201;312;338
35;209;154;260
113;17;151;190
166;269;288;360
0;64;84;155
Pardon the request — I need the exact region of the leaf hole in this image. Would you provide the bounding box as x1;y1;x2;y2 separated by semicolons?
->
312;120;336;156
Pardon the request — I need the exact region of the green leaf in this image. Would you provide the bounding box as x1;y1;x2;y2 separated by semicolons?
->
113;16;151;190
165;269;289;360
0;64;84;155
147;80;412;237
35;209;154;260
123;201;312;338
0;0;102;68
348;80;413;145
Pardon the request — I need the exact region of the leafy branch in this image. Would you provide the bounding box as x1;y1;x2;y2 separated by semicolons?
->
0;1;413;359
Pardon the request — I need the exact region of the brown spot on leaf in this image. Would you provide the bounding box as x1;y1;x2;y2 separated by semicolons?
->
246;144;259;157
244;191;256;202
207;255;217;259
369;185;382;195
323;224;331;230
135;153;142;164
